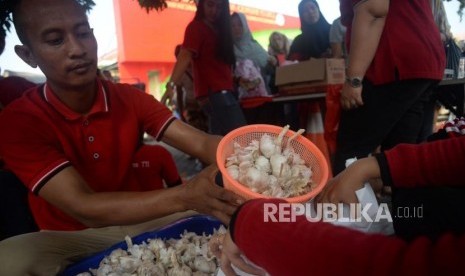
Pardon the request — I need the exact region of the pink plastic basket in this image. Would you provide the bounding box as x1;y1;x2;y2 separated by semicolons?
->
216;124;329;203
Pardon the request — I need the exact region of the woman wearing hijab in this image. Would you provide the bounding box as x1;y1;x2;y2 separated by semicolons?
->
231;12;276;71
231;12;276;94
288;0;331;61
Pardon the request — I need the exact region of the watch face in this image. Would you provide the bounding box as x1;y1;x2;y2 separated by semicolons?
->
346;77;362;88
352;78;361;87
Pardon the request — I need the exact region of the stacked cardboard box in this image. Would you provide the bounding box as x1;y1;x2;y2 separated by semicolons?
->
275;58;346;95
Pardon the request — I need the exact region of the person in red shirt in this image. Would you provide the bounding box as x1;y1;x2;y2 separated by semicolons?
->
0;0;244;274
162;0;247;136
333;0;446;174
0;30;36;110
216;134;465;276
0;20;39;241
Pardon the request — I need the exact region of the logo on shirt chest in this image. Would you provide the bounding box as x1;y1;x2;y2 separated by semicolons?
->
132;161;151;168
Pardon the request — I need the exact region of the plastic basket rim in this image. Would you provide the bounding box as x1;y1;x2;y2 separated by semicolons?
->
216;124;329;203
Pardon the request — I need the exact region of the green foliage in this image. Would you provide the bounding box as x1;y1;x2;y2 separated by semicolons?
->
252;29;301;49
134;0;168;12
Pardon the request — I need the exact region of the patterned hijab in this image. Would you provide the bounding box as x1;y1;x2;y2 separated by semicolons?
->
231;12;269;70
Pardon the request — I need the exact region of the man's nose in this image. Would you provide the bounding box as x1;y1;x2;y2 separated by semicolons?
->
67;36;86;58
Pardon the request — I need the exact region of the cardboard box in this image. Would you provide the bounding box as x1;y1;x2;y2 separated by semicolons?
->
275;58;346;94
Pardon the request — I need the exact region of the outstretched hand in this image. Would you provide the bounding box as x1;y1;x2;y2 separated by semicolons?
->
316;157;380;205
210;232;266;276
182;165;244;224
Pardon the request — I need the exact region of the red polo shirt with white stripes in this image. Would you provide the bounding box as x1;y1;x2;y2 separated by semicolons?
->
0;79;175;230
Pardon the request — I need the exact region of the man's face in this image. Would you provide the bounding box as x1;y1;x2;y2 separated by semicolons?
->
17;0;98;89
203;0;223;24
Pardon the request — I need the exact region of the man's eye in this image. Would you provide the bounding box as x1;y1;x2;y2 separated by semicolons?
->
77;30;92;39
46;38;64;45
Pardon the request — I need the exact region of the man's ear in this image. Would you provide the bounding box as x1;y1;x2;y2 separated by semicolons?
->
14;45;38;68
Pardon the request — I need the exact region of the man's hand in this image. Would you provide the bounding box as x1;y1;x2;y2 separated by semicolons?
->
181;165;244;224
215;232;266;276
161;85;175;106
340;82;363;110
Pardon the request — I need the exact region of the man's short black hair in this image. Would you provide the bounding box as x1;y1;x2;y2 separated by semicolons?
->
0;0;95;45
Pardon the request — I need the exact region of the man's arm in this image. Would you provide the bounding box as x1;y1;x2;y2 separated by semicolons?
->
38;166;185;228
161;49;193;105
340;0;388;110
162;120;222;165
318;136;465;205
37;120;240;227
39;163;241;227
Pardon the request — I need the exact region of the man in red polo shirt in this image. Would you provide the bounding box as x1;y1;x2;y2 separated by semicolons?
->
0;0;243;274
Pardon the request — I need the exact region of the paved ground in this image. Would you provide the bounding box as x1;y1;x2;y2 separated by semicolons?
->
143;135;202;181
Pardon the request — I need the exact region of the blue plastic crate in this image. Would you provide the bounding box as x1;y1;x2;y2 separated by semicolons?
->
62;215;223;276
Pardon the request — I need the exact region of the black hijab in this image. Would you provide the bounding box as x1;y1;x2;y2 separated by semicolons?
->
289;0;331;60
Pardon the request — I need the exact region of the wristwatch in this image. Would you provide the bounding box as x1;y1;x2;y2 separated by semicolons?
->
345;76;363;88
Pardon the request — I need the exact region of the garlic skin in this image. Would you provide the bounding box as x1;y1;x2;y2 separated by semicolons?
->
87;227;227;276
255;155;271;173
240;167;269;192
259;133;276;158
226;165;239;180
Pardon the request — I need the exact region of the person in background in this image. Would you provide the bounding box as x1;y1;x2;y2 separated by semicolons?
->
284;0;332;132
267;31;291;94
0;0;243;274
0;31;36;110
172;44;208;133
431;0;452;43
268;31;291;65
417;0;454;142
333;0;445;174
0;22;39;241
329;16;346;59
288;0;331;61
230;12;276;95
162;0;246;136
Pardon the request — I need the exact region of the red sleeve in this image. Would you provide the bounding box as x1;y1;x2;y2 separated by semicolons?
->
384;137;465;188
0;102;69;193
0;77;36;107
157;146;182;187
182;21;202;57
232;198;465;276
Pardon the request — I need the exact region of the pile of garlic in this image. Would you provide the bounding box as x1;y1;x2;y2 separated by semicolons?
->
76;226;226;276
225;125;316;198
